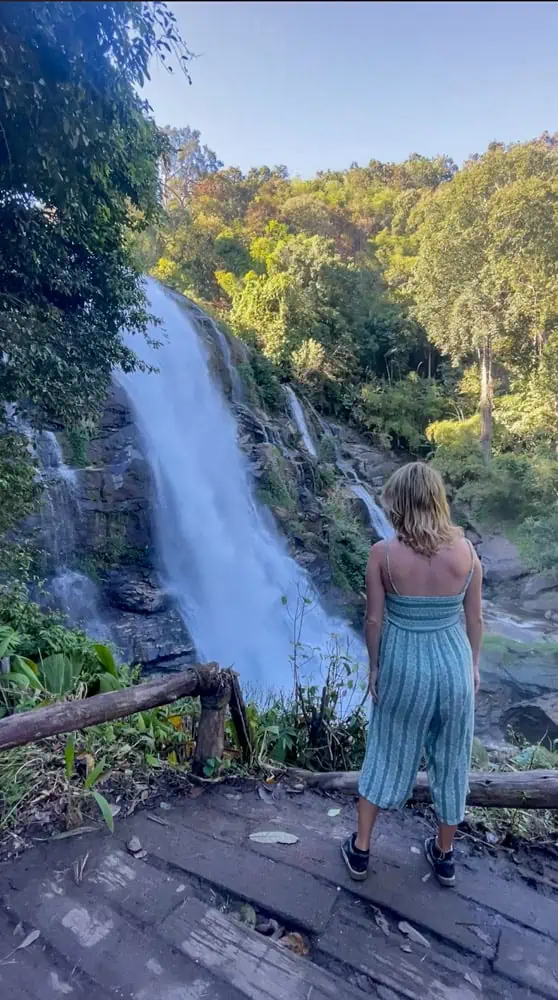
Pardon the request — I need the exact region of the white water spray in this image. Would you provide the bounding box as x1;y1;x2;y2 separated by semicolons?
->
117;281;361;687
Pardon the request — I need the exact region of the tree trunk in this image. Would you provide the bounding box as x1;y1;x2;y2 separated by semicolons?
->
0;663;220;751
479;341;493;461
227;669;252;763
286;767;558;809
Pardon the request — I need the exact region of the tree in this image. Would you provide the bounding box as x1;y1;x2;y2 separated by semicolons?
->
0;1;190;425
413;140;558;458
161;126;223;207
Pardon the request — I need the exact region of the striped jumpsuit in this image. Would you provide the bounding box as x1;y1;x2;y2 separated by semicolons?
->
359;546;475;826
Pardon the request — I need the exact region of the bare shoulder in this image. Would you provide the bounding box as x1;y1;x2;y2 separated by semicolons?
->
368;539;387;563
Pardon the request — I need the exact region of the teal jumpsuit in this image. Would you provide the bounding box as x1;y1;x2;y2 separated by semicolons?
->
359;547;475;826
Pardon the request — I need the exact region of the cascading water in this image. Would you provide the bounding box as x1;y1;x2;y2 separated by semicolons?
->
30;430;111;641
284;386;318;458
117;280;362;687
348;481;394;540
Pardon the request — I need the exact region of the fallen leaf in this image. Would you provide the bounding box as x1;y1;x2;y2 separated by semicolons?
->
327;808;341;818
12;923;23;938
410;846;420;855
225;793;241;801
400;942;412;953
17;930;40;951
464;971;482;990
249;831;299;845
372;906;389;937
398;921;431;949
237;904;257;928
280;932;309;956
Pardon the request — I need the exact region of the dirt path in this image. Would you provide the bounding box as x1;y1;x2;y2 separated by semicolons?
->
1;782;557;999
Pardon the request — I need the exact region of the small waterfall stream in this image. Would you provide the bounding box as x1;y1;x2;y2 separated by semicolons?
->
284;386;318;458
31;430;110;641
285;386;393;540
117;281;362;687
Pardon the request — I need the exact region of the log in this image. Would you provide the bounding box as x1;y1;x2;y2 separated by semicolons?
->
192;671;232;777
286;766;558;810
0;663;220;751
227;668;252;763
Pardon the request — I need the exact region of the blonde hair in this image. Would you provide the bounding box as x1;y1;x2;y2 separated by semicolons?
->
381;462;459;557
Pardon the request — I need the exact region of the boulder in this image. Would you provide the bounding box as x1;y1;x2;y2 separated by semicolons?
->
502;693;558;749
523;591;558;614
477;536;527;584
109;605;195;671
521;568;558;600
104;571;169;614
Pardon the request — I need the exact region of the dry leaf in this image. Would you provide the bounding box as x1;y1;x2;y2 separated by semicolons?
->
237;904;257;928
372;907;389;937
249;831;299;845
398;921;430;949
464;971;482;990
280;932;309;956
327;808;341;817
17;930;41;951
410;846;421;854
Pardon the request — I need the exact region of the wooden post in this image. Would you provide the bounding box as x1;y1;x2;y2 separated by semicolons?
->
192;671;232;777
227;669;252;763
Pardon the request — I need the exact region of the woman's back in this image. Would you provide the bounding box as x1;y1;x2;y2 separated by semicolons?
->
382;536;474;598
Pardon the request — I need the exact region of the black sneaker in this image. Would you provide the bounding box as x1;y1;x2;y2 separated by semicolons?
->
424;836;456;887
341;834;369;881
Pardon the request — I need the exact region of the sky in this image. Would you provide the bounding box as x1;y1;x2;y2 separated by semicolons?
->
144;1;558;177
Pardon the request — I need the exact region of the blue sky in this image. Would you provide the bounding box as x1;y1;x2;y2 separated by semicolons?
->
144;1;558;176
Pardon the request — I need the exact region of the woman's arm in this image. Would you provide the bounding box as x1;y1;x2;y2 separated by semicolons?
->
364;543;386;701
463;554;483;693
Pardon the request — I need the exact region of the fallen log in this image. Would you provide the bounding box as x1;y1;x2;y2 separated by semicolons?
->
286;767;558;810
0;663;219;751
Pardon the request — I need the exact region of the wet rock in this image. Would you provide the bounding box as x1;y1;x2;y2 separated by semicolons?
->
502;693;558;749
104;571;168;614
110;606;195;671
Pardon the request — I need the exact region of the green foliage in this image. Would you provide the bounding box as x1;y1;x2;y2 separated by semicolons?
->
0;2;190;425
324;489;370;592
356;374;446;452
257;448;297;513
237;352;284;413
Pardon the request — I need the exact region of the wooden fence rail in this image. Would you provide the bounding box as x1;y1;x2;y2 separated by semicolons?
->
0;667;556;807
0;663;251;776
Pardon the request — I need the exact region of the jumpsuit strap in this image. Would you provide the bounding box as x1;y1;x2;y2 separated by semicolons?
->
463;538;476;593
385;540;401;595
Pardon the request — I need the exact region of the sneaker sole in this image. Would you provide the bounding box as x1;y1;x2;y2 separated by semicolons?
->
340;843;369;881
424;838;456;887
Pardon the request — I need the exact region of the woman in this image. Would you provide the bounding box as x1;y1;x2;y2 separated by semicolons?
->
342;462;483;888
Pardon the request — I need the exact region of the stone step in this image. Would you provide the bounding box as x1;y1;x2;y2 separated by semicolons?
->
120;810;339;933
3;877;245;1000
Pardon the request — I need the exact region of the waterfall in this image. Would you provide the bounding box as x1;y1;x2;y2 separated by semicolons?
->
284;386;318;458
348;481;394;540
31;430;111;641
320;423;394;540
117;281;361;687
